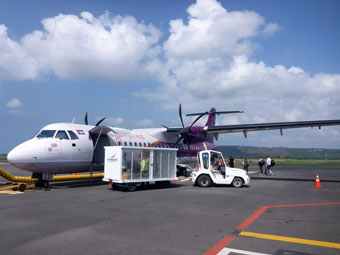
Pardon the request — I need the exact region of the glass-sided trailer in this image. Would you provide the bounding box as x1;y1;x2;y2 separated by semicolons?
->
103;146;178;191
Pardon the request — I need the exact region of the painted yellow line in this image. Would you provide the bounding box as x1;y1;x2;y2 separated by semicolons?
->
240;231;340;249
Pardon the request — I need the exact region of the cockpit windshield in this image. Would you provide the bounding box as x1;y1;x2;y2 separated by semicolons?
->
36;130;56;138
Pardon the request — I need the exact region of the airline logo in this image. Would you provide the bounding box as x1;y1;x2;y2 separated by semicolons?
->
76;130;85;135
107;154;119;162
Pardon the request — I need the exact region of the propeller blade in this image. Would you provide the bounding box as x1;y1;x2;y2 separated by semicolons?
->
175;136;184;144
179;104;185;128
95;117;106;126
189;111;208;129
85;112;88;125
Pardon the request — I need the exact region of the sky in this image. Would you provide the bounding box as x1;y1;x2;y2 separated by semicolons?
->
1;0;340;153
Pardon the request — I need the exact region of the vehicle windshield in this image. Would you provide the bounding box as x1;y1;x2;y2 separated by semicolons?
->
36;130;56;138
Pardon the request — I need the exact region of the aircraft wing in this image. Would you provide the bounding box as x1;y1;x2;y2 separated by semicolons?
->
204;119;340;136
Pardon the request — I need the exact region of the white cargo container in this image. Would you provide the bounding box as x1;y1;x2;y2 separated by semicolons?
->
103;146;178;191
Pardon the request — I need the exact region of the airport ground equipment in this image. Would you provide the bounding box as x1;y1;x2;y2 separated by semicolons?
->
191;150;250;188
103;146;178;191
0;168;104;190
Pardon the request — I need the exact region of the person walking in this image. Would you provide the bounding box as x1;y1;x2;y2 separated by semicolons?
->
258;157;265;175
243;157;249;174
228;155;234;168
265;155;272;176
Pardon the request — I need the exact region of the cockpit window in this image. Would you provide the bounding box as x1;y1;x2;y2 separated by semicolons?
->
36;130;56;138
56;130;69;140
68;130;79;140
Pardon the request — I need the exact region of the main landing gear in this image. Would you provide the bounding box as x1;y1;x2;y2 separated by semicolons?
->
32;173;50;188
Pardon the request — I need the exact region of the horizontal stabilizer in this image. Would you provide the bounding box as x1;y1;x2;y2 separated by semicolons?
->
186;111;243;116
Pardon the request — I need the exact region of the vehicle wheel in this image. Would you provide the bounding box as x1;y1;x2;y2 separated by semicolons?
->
12;184;18;191
232;177;243;188
111;183;117;190
19;184;26;192
197;175;212;187
127;183;136;192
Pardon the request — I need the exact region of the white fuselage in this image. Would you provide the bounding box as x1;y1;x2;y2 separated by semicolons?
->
7;123;207;174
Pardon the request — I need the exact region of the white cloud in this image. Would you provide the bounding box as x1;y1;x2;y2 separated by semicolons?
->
135;118;154;127
105;117;124;126
6;98;23;108
262;23;282;36
0;11;161;82
0;25;38;81
136;0;340;125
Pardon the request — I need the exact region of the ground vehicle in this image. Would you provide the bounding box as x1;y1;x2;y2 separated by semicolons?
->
191;150;250;188
103;146;178;191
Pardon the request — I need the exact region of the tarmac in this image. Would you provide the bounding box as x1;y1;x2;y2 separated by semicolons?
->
0;162;340;255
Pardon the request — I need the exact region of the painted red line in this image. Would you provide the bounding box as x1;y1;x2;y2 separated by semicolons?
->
236;202;340;230
236;206;268;230
204;236;235;255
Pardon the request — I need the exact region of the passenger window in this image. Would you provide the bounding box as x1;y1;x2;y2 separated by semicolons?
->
67;130;79;140
139;142;142;147
129;142;132;146
124;142;127;146
56;130;69;140
134;142;137;147
36;130;56;138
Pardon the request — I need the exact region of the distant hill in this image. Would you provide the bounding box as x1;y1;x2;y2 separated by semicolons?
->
215;146;340;159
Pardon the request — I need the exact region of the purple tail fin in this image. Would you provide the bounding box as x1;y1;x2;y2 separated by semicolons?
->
205;108;217;127
205;108;217;142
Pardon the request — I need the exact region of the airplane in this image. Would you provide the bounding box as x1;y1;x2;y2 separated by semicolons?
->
7;104;340;187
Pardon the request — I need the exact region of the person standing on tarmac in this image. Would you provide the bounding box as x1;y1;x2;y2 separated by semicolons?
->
243;157;249;174
258;157;265;175
265;155;272;176
228;155;234;168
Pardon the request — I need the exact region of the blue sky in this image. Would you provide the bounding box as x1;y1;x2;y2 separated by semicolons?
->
1;0;340;153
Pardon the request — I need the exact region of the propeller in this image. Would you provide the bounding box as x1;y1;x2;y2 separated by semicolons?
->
175;104;207;154
84;112;106;126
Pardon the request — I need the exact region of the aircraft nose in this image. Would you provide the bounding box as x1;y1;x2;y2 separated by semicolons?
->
7;142;34;168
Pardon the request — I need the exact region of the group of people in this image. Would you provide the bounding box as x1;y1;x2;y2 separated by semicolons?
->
226;155;274;176
258;156;274;176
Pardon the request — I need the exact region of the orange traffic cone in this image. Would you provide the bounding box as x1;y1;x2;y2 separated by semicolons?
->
73;173;77;176
315;174;322;188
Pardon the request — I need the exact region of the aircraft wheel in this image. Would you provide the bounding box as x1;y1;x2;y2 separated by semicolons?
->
42;180;49;189
197;175;212;187
232;177;243;188
127;183;136;192
19;184;26;192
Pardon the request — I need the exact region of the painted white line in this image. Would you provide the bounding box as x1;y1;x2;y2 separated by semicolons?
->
218;248;270;255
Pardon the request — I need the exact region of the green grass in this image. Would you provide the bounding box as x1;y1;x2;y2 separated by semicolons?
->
238;159;340;167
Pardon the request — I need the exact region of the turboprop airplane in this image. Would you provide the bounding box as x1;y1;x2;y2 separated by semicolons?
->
7;104;340;186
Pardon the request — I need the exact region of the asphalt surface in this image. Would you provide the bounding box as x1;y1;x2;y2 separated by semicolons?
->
0;163;340;255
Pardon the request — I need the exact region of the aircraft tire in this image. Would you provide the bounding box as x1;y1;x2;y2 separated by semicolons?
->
197;175;212;187
232;177;243;188
42;180;49;189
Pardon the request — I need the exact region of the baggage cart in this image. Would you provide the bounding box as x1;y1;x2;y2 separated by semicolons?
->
103;146;178;191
